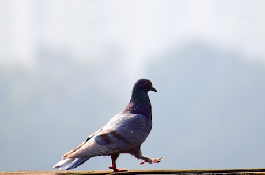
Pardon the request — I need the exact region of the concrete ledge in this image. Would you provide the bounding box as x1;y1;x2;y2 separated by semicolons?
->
2;169;265;175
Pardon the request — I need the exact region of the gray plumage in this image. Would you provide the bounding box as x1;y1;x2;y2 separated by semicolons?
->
53;79;162;172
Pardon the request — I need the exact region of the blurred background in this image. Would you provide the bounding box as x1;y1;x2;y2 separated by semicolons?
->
1;0;265;171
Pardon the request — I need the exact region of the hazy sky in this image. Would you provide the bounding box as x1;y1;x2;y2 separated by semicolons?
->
1;0;265;71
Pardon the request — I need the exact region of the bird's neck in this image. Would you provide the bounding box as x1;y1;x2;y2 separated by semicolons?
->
131;90;150;104
125;90;152;119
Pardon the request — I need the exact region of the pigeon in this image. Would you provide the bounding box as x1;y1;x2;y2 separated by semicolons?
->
53;78;162;172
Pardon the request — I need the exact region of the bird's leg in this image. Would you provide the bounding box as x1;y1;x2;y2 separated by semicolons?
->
130;146;162;165
109;153;127;172
140;156;163;165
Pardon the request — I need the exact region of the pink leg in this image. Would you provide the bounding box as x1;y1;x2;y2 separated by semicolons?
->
109;154;127;172
140;157;163;165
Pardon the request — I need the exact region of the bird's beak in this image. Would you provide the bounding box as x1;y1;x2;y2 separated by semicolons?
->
150;87;157;92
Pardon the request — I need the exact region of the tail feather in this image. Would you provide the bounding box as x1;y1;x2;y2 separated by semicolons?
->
53;157;89;170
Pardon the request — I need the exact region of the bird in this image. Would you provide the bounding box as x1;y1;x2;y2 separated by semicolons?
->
53;78;162;172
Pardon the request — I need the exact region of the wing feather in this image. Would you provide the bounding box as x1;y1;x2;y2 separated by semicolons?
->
65;112;152;159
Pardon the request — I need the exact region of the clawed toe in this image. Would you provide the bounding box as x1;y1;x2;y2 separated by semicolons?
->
140;157;163;165
109;165;127;172
140;160;146;165
152;157;163;163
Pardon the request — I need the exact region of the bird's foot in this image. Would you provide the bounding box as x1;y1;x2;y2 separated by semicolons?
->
109;165;127;172
140;157;163;165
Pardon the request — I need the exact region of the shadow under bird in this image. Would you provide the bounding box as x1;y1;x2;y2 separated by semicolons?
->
53;78;162;172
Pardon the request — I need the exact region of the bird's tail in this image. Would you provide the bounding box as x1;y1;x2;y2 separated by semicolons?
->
53;157;89;170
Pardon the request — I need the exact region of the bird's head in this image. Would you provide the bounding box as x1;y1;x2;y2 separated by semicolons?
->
133;79;157;93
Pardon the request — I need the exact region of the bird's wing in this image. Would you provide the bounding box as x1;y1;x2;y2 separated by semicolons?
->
64;112;152;159
62;128;103;159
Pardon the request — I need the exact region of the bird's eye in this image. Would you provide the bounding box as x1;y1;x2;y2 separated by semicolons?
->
144;81;150;86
